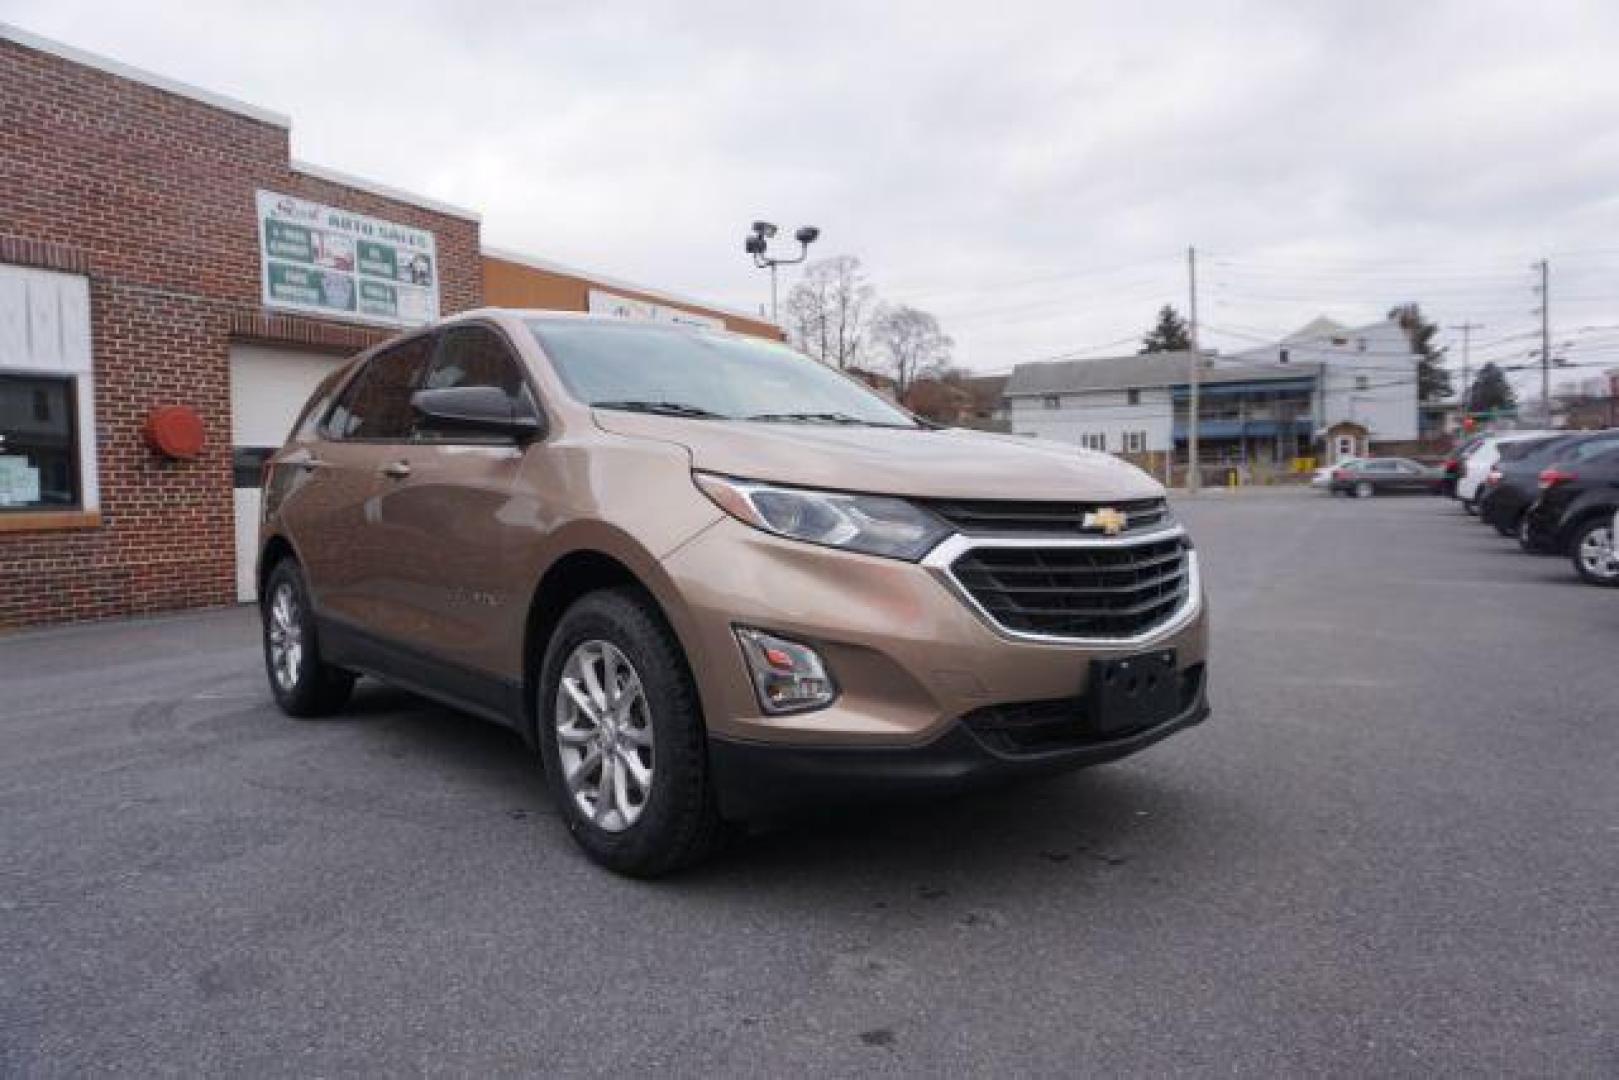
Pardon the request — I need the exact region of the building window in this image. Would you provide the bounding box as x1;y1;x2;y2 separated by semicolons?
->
1080;431;1106;451
0;265;96;516
1356;337;1368;353
1122;430;1147;454
1355;375;1370;391
0;375;79;509
1126;388;1141;405
1043;394;1061;410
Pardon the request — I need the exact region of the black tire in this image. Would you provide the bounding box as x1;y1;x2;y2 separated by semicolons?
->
1460;496;1477;515
261;558;355;717
1570;517;1619;587
1517;514;1553;555
1493;515;1516;538
537;587;723;877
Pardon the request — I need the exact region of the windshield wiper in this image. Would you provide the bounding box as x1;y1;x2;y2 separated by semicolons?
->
747;411;899;426
592;399;728;419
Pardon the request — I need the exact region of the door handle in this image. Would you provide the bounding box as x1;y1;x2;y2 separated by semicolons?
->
380;461;412;479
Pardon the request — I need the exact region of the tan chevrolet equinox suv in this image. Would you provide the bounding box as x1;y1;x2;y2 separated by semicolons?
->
258;311;1209;875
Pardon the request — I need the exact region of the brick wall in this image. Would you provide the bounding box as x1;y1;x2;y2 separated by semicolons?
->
0;37;481;629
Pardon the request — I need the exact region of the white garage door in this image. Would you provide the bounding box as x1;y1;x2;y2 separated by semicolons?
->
230;343;348;602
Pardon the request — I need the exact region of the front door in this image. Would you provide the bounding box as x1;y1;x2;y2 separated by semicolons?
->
364;323;537;682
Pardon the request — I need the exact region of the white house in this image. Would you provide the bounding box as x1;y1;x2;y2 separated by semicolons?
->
1005;316;1421;465
1233;316;1421;460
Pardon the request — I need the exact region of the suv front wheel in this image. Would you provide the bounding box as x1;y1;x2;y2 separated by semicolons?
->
537;588;723;876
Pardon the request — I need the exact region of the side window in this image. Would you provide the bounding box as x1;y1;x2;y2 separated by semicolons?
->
1571;438;1619;462
0;374;79;509
326;336;434;440
417;325;535;441
291;363;352;442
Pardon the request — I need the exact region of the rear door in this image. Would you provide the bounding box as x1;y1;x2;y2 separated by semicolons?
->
1391;459;1427;491
282;334;434;630
365;322;538;684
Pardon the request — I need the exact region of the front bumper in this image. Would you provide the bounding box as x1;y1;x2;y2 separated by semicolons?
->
709;665;1210;819
660;514;1209;750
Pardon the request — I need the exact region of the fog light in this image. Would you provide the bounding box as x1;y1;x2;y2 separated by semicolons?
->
734;627;837;714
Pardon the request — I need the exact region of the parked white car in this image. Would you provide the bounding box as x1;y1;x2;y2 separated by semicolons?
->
1456;431;1559;512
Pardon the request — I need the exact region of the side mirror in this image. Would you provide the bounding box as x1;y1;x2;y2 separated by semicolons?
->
411;386;541;441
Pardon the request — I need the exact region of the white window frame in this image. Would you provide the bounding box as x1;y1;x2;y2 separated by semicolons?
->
1122;430;1147;453
1043;394;1062;410
1080;431;1106;452
0;265;99;514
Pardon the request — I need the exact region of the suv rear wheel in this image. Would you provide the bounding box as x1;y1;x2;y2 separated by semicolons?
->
262;558;355;717
1571;517;1619;586
537;588;723;876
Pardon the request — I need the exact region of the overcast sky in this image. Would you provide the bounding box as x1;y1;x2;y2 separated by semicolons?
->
5;0;1619;393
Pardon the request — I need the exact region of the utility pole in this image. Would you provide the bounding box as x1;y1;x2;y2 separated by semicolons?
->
1535;259;1551;422
1186;245;1201;493
1449;320;1483;419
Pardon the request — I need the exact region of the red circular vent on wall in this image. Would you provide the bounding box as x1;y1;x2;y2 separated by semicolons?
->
143;405;206;460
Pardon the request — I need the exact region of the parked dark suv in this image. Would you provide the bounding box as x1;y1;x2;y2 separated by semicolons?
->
1522;444;1619;585
1477;433;1586;541
1487;429;1619;546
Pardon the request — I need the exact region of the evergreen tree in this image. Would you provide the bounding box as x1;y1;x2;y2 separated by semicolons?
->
1388;302;1453;402
1139;305;1192;353
1466;362;1516;414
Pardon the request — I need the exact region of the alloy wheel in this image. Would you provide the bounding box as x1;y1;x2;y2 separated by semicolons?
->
555;639;655;833
267;582;303;692
1578;525;1617;580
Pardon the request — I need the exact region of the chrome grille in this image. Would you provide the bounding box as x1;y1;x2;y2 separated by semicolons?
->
947;534;1192;640
922;497;1170;537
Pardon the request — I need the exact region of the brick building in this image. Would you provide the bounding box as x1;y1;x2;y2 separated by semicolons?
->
0;24;773;630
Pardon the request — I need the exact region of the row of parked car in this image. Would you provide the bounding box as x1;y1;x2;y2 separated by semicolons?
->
1308;429;1619;587
1445;427;1619;587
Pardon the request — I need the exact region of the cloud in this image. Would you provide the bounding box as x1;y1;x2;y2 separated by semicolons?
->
5;0;1617;387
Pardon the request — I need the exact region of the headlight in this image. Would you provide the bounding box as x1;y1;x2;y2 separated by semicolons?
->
694;472;951;560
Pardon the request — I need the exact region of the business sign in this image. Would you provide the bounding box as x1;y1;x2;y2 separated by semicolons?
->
588;288;724;331
256;190;439;328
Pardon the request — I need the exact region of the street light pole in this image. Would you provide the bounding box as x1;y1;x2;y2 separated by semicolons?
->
745;221;819;324
1186;245;1201;493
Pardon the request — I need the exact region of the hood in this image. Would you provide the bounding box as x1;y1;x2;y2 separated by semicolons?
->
591;412;1163;501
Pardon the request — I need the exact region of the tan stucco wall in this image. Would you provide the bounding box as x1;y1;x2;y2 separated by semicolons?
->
482;256;783;341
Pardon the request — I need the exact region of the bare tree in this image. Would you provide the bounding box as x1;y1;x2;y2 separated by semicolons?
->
783;255;875;370
870;303;953;397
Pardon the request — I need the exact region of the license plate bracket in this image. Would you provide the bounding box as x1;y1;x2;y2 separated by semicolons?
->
1088;649;1180;735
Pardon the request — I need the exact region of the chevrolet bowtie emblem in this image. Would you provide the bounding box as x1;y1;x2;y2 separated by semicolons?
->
1083;507;1128;536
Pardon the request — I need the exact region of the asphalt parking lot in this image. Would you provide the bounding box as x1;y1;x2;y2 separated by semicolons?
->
2;491;1615;1075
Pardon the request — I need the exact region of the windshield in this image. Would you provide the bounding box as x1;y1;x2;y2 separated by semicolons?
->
526;320;918;427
